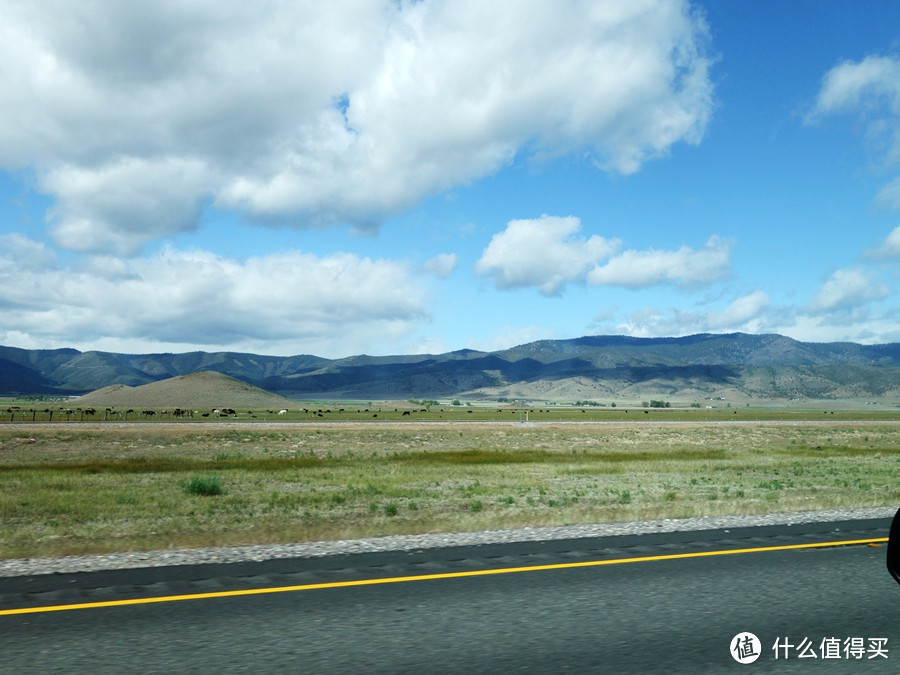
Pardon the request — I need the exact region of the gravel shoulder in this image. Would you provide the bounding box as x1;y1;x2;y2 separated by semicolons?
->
1;506;894;578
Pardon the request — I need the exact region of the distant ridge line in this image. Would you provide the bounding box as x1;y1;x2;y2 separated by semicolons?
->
1;333;898;402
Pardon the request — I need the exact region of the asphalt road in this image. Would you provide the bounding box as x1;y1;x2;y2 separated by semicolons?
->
1;519;896;673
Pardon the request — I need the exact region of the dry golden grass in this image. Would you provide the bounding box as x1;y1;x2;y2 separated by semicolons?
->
1;420;898;558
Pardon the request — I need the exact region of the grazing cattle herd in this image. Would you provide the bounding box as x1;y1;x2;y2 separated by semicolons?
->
2;404;439;422
1;404;689;423
2;405;258;422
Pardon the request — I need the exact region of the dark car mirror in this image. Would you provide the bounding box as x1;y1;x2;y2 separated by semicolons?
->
889;506;900;586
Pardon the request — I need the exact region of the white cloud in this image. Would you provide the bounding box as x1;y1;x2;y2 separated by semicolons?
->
874;178;900;211
598;277;899;347
0;233;56;272
806;267;889;314
423;253;458;279
0;238;429;357
807;55;900;338
866;225;900;260
475;215;620;295
43;157;213;255
466;325;557;353
406;336;453;356
476;217;731;295
811;55;900;205
811;56;900;119
809;56;900;174
0;0;714;253
778;313;900;346
708;290;771;329
587;235;731;288
614;290;770;338
614;307;667;338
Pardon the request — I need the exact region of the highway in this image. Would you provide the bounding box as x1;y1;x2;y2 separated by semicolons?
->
1;518;896;673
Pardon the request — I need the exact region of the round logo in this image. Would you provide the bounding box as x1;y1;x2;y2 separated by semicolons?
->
731;632;761;664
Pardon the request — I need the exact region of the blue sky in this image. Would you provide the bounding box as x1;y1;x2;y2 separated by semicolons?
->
1;0;900;358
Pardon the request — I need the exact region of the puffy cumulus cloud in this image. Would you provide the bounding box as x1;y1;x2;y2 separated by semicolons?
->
587;235;731;288
614;289;771;337
423;253;458;279
811;55;900;119
707;290;771;329
43;158;213;255
0;1;384;164
613;306;671;337
806;267;889;314
874;178;900;211
466;325;557;353
1;0;714;253
811;55;900;206
774;311;900;346
0;233;56;273
601;278;898;346
0;239;428;356
475;215;620;295
406;335;453;356
475;217;732;295
866;225;900;260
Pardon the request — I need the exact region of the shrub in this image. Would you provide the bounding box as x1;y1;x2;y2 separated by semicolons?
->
185;475;223;496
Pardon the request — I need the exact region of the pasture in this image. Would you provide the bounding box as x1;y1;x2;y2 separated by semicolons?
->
3;400;900;424
1;413;898;560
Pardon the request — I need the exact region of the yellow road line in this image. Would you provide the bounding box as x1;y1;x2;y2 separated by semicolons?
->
0;537;887;617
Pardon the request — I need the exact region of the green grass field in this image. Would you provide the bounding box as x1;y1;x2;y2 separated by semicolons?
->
1;413;898;559
2;400;899;424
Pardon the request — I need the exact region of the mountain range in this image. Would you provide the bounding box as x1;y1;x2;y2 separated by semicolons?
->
2;333;899;403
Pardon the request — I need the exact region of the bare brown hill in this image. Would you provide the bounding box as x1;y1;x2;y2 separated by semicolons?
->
74;371;295;408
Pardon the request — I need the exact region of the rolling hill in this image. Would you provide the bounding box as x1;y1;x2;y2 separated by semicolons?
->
2;333;899;404
74;371;296;408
